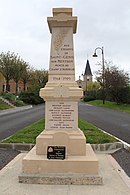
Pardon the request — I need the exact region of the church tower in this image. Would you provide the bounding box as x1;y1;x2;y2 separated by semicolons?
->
76;59;93;93
83;59;93;83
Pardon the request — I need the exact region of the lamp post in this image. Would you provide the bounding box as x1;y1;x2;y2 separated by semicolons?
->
93;46;105;104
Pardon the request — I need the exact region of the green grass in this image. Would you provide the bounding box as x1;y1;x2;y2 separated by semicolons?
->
2;118;117;144
86;100;130;113
79;118;117;144
0;99;12;110
3;119;45;144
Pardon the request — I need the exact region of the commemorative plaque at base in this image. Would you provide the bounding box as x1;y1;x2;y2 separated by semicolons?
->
19;8;102;185
47;146;65;160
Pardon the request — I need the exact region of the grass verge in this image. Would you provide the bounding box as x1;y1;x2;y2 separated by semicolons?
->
86;100;130;113
0;99;12;110
2;118;117;144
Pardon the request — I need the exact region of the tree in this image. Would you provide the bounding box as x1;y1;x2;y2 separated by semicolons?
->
29;69;48;93
11;58;21;94
0;51;17;92
96;61;130;104
35;69;48;88
84;82;101;102
105;66;129;103
87;82;100;91
20;62;31;92
96;60;112;103
19;69;48;105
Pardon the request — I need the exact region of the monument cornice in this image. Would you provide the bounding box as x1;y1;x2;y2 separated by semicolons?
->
47;17;77;33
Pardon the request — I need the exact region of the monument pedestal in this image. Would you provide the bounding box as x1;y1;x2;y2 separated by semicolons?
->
19;144;102;185
36;129;86;156
19;8;102;185
20;129;102;184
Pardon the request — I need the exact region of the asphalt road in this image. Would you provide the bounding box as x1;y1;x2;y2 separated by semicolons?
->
78;102;130;144
0;104;45;141
0;102;130;144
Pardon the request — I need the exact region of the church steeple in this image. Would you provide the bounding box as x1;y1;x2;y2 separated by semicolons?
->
84;59;92;76
76;59;93;93
83;59;93;84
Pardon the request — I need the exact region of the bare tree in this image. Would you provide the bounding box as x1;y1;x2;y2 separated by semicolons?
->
96;61;129;104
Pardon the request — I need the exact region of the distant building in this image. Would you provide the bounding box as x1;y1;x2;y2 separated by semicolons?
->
76;59;93;94
0;73;29;94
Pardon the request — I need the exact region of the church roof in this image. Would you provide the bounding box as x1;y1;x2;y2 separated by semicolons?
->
84;59;92;76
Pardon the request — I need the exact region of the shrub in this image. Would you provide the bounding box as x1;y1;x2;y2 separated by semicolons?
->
84;96;96;102
2;92;16;101
19;92;44;105
15;100;26;107
84;90;97;102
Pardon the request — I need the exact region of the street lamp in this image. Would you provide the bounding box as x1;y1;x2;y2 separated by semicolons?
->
92;46;105;104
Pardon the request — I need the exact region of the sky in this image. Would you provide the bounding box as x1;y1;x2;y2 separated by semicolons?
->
0;0;130;80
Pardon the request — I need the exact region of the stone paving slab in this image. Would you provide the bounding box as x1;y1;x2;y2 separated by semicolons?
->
0;153;130;195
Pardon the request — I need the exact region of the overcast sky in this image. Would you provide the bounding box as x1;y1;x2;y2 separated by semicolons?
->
0;0;130;80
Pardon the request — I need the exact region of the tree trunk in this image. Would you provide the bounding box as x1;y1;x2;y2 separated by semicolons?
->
23;81;26;92
6;79;10;92
15;81;19;95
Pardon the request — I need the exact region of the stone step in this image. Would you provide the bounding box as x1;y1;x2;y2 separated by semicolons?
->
0;96;15;107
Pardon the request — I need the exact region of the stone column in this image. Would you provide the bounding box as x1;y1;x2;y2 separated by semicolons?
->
37;8;86;156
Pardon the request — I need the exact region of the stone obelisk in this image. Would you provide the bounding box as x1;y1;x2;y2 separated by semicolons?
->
37;8;86;156
19;8;102;185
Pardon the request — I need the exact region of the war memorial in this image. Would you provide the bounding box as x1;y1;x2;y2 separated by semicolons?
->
19;8;102;185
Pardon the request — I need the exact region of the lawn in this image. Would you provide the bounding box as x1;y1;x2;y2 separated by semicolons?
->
86;100;130;113
2;118;117;144
0;99;12;110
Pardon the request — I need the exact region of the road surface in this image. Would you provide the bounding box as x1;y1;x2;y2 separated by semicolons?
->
0;103;130;144
0;104;45;141
78;102;130;144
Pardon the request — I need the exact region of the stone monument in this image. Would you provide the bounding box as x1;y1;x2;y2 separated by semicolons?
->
19;8;102;185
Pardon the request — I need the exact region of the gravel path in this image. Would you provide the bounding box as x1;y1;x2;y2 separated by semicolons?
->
112;148;130;177
0;148;20;170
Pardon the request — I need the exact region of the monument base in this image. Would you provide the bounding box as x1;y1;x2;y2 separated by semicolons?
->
19;144;102;185
19;173;102;185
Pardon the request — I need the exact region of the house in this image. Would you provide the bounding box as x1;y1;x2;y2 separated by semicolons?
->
0;73;29;94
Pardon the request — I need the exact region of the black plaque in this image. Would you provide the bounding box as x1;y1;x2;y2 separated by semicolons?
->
47;146;65;160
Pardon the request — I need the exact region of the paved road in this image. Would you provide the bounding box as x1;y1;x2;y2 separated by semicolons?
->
0;103;130;144
0;104;45;141
78;102;130;144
